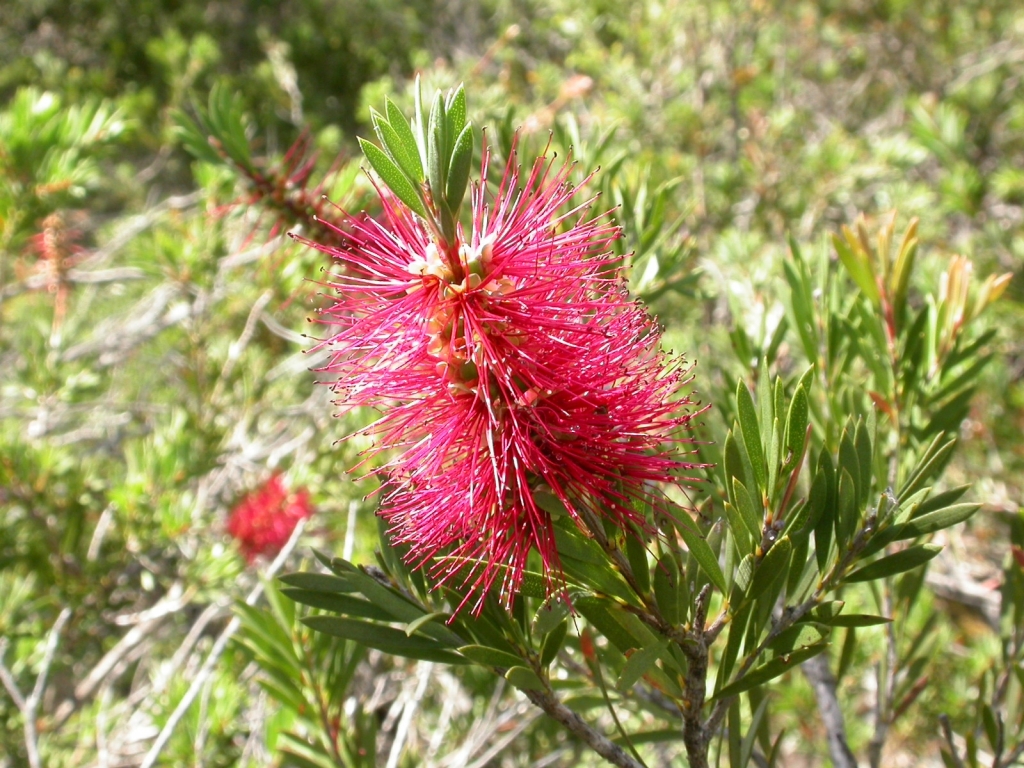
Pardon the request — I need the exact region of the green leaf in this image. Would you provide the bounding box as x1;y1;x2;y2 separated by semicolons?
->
733;553;755;595
358;138;428;219
505;666;546;692
838;426;861;508
280;588;396;622
833;231;880;305
327;563;424;623
806;462;829;537
552;519;605;564
757;365;773;445
736;381;767;496
748;537;792;601
981;703;1000;755
610;609;660;647
899;436;956;499
576;597;639;654
768;417;781;495
785;386;809;459
625;527;651;598
726;502;755;555
617;639;669;690
459;644;523;668
786;537;815;598
912;485;970;519
733;478;762;540
740;694;771;768
897;503;980;539
767;623;828;654
555;534;638;605
678;520;728;594
533;595;572;636
540;621;568;667
445;84;467;141
404;612;449;636
385;97;424;179
798;600;845;624
653;555;683;626
371;110;424;185
303;617;466;664
724;430;751;499
426;91;447;204
279;572;356;594
836;468;857;551
612;729;685;746
518;569;548;600
855;421;873;506
827;614;893;627
844;544;942;582
444;123;474;216
783;249;818;363
717;603;752;690
782;499;811;540
713;643;827;701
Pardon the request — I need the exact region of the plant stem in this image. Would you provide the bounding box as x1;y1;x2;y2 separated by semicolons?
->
681;585;711;768
523;688;646;768
801;653;857;768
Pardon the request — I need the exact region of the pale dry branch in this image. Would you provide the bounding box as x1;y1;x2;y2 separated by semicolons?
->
138;518;307;768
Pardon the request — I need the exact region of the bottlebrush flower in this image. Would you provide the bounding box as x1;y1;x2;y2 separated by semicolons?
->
305;145;705;613
227;475;313;563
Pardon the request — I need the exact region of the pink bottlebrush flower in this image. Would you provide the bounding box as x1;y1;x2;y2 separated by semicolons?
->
227;475;313;563
306;146;705;613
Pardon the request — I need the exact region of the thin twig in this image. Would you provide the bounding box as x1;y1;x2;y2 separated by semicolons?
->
138;519;307;768
464;702;538;768
682;585;711;768
801;653;857;768
386;662;434;768
868;589;897;768
523;688;645;768
938;715;967;768
0;608;74;768
0;641;27;712
51;582;190;729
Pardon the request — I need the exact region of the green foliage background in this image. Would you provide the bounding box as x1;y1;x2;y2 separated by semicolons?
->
1;0;1022;766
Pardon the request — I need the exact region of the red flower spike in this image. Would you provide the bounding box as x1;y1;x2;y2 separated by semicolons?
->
305;145;706;614
227;475;313;563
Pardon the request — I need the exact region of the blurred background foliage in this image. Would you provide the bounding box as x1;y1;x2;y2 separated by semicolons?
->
0;0;1022;766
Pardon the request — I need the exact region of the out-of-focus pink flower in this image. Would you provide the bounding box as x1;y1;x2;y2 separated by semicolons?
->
306;146;705;612
227;475;313;563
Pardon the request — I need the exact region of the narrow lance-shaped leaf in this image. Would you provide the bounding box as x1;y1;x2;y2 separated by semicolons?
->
748;536;792;602
371;111;424;186
736;380;767;496
833;229;881;305
624;526;651;596
426;91;447;205
303;616;466;664
445;122;474;216
459;644;523;669
540;621;568;667
785;385;809;459
894;503;980;540
653;555;683;626
845;544;942;583
384;97;424;181
445;84;467;143
359;138;429;219
678;520;728;594
732;478;762;541
713;644;826;701
506;666;546;692
618;639;668;690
